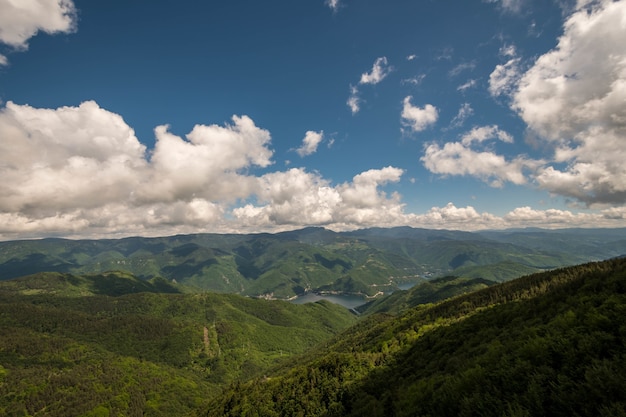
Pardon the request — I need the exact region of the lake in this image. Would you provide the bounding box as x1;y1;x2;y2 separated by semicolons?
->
291;281;421;310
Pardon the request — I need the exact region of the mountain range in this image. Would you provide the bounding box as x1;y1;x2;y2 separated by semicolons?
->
1;227;625;299
1;253;624;415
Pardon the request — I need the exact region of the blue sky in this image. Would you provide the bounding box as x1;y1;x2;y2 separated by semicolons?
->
0;0;625;239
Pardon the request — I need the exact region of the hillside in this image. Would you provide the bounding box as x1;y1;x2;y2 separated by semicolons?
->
0;273;357;416
1;227;625;299
203;257;626;416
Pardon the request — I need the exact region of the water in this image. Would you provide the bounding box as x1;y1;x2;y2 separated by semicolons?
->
291;293;367;309
291;281;421;309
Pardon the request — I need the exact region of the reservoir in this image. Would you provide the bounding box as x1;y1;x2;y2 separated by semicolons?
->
290;280;421;309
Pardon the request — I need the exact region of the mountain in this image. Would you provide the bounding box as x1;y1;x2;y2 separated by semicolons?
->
203;257;626;417
1;227;625;299
356;275;495;315
0;273;357;416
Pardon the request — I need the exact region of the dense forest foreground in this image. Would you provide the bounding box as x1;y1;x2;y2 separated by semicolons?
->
204;257;626;417
0;256;624;415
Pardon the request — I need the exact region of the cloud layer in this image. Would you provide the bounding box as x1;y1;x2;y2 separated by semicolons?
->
1;99;625;239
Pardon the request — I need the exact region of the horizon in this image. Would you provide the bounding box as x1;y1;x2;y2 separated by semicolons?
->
2;224;625;243
1;0;626;239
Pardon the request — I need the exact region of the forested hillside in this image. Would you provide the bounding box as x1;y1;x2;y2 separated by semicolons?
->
0;272;356;416
204;258;626;417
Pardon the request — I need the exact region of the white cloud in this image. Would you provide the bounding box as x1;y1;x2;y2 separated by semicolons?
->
416;203;503;229
0;101;146;215
0;53;7;66
421;142;532;187
359;57;393;85
0;101;274;236
489;57;521;97
401;96;438;133
0;0;76;49
234;166;408;229
461;125;513;145
449;103;474;128
325;0;340;12
295;130;324;157
347;57;393;114
421;124;537;187
499;44;517;58
512;0;626;205
347;85;361;114
140;115;273;204
2;101;625;239
457;79;477;92
449;61;476;77
402;74;427;86
484;0;525;14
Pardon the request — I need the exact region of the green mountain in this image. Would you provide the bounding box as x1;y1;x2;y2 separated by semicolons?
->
1;258;625;416
357;275;495;315
203;258;626;416
0;273;357;416
1;227;625;299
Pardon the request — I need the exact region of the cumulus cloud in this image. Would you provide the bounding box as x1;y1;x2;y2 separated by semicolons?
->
512;0;626;205
415;203;503;229
421;125;538;187
0;0;76;52
2;100;625;239
0;101;146;215
0;101;419;237
359;57;393;85
295;130;324;157
235;166;408;229
0;101;275;236
140;115;273;204
401;96;438;133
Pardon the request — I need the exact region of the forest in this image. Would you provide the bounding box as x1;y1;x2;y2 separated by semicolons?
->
204;258;626;417
0;228;625;415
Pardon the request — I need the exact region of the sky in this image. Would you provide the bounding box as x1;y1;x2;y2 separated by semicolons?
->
0;0;625;239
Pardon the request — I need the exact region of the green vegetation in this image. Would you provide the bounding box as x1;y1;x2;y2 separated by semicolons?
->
357;275;494;315
2;227;624;298
1;228;625;416
204;258;626;416
0;273;356;416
